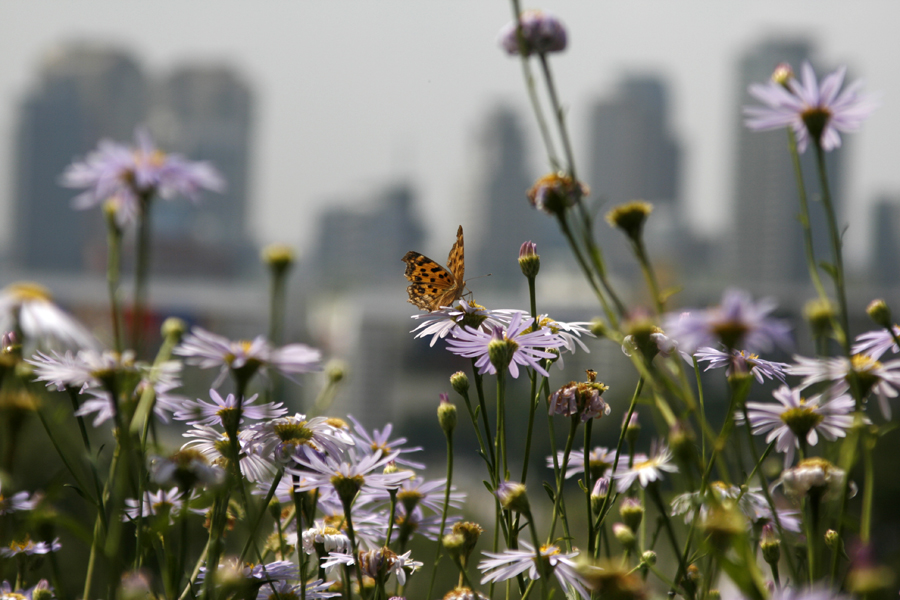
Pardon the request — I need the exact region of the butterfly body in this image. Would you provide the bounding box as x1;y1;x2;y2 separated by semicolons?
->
402;225;465;312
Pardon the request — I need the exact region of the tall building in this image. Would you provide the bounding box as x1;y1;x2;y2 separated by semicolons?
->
312;183;425;292
148;65;255;277
473;106;563;290
871;196;900;284
585;75;684;277
13;45;147;271
12;45;256;278
731;39;843;285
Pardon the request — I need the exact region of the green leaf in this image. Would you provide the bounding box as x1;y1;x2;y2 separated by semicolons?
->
63;483;97;507
483;481;494;494
542;482;556;503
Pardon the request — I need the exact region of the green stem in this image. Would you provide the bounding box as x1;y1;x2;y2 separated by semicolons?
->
860;429;875;544
813;141;850;355
649;485;694;600
496;369;508;480
525;507;550;600
471;362;497;482
426;433;455;600
105;211;124;354
547;416;578;549
631;236;664;314
537;54;576;182
584;418;595;556
132;193;153;357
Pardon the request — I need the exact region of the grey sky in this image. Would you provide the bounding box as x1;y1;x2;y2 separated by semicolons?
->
1;1;898;267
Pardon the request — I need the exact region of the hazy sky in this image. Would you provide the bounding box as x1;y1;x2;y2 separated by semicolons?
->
1;1;899;267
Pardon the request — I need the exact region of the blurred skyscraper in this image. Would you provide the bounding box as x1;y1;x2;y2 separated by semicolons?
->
730;39;843;285
473;106;562;290
13;44;147;271
871;196;900;284
149;65;255;277
312;183;425;291
585;75;685;277
11;44;255;277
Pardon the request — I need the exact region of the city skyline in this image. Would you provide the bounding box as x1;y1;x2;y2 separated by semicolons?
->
0;2;899;273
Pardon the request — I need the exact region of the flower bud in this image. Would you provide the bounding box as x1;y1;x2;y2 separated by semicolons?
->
612;523;636;549
640;551;656;566
606;201;653;242
495;482;529;513
326;360;347;384
866;299;892;329
760;523;781;564
498;10;567;57
804;298;836;338
262;243;296;273
437;393;457;434
619;497;644;532
589;319;609;338
442;532;466;557
268;498;282;521
825;529;839;549
487;329;517;372
518;241;541;279
771;62;794;87
624;412;640;446
590;478;610;512
450;371;469;395
161;317;186;340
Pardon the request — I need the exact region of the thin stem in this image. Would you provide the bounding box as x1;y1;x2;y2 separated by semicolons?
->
537;54;576;180
131;193;153;357
584;418;595;556
471;362;497;482
860;429;875;544
814;141;850;355
496;368;508;480
547;416;578;548
649;485;694;600
105;213;124;354
631;236;665;315
426;433;455;600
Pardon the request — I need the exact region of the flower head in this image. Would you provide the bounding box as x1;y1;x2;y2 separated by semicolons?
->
0;537;61;558
174;389;287;428
498;11;567;56
740;385;854;466
409;300;507;347
693;347;790;384
663;289;792;355
853;326;900;360
0;283;98;350
788;353;900;419
445;312;564;378
0;483;39;515
479;542;589;600
61;127;224;227
745;61;878;153
778;458;849;500
174;327;321;387
526;173;587;215
613;443;678;493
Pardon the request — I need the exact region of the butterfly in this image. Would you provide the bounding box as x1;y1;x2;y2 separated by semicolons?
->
402;225;465;312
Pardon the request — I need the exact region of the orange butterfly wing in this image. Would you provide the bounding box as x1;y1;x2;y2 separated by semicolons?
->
402;225;465;312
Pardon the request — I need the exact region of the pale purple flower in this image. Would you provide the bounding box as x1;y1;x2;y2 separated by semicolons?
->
745;61;877;153
0;537;61;558
670;483;801;532
323;549;421;585
123;488;184;524
498;10;567;56
173;389;286;427
547;446;631;479
174;327;321;387
853;326;900;359
74;361;187;426
0;283;98;350
198;559;299;585
257;580;340;600
358;477;464;515
0;483;38;515
410;299;507;347
788;353;900;419
693;347;790;384
248;413;354;464
301;521;352;556
61;127;224;227
287;446;412;496
663;289;792;355
181;425;276;483
613;443;678;493
478;542;589;600
740;385;854;467
445;312;565;378
536;314;594;369
27;349;137;391
348;415;423;470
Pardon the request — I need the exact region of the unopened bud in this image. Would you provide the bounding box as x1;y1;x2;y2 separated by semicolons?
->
590;477;609;514
612;523;636;549
760;523;781;564
771;62;794;87
262;243;296;273
161;317;186;340
518;241;541;279
824;529;839;549
438;393;457;434
619;497;644;531
268;498;282;521
589;319;609;338
326;360;346;383
31;580;54;600
624;412;640;445
442;532;466;556
450;371;469;395
641;551;657;566
805;298;836;338
495;482;529;513
866;299;892;329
